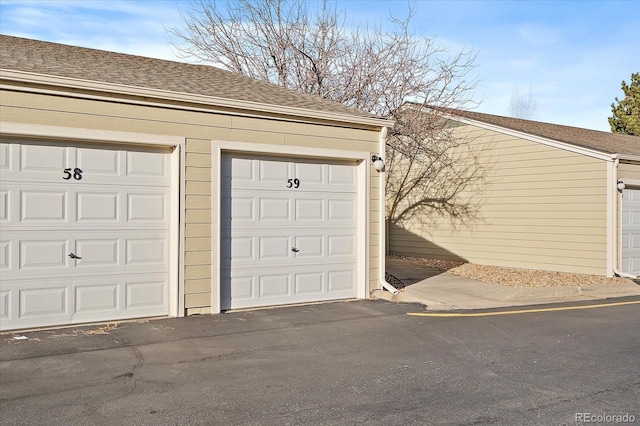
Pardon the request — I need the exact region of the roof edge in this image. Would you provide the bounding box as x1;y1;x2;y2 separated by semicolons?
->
612;153;640;162
442;112;613;161
1;69;394;129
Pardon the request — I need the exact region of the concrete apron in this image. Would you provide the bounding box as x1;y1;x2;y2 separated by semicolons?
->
374;258;640;311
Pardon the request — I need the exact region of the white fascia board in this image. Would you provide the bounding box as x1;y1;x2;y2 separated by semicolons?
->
0;69;394;129
612;153;640;163
446;114;613;161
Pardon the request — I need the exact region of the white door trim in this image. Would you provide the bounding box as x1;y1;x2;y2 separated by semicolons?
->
212;140;371;313
0;121;185;319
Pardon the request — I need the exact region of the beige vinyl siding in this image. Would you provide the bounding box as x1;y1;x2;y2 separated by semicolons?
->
389;123;609;275
1;87;381;314
618;161;640;182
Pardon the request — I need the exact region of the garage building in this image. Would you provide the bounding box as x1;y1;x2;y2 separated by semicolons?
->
0;35;392;331
388;108;640;277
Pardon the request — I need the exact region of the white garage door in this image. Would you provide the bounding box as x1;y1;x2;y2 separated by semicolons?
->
0;139;172;330
221;154;358;310
621;187;640;275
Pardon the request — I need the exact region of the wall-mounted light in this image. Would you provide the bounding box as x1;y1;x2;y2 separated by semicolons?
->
371;155;385;172
617;180;626;192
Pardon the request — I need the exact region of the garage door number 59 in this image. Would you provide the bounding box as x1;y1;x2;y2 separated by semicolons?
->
63;168;83;180
287;178;300;189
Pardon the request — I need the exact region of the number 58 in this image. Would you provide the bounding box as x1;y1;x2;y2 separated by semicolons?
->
63;168;83;180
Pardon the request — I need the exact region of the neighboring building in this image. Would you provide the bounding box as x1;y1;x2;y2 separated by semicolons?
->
0;35;392;331
388;108;640;277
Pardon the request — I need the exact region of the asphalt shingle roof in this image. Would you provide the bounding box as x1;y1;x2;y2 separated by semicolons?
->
445;107;640;157
0;35;379;121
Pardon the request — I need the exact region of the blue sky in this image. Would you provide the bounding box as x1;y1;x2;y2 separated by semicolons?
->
1;0;638;131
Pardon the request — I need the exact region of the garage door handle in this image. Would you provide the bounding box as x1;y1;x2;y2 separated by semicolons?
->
68;253;82;260
291;247;300;253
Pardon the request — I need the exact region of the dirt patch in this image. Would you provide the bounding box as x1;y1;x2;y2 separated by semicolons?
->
389;255;633;288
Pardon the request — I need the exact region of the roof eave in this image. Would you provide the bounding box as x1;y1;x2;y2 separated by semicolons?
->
611;153;640;162
443;113;613;161
0;69;394;129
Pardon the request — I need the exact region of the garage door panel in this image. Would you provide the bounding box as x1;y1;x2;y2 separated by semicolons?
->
75;282;119;314
229;197;254;221
622;187;640;275
221;273;253;304
222;191;356;228
1;273;168;329
20;282;70;319
226;236;254;261
328;270;356;292
227;229;356;267
259;236;291;260
294;162;324;185
76;146;120;178
3;186;168;230
77;192;119;223
127;192;169;223
294;235;323;257
75;238;119;267
259;197;291;221
126;150;171;183
0;240;10;271
295;272;323;295
21;188;69;224
1;139;173;331
0;280;72;330
259;273;290;298
0;142;10;171
328;163;357;187
222;154;358;310
1;140;171;186
258;158;290;185
222;264;357;310
20;238;70;271
221;156;253;185
125;277;167;310
328;199;356;221
223;155;357;193
0;288;9;321
125;237;167;266
295;198;324;221
328;235;356;257
3;230;168;279
20;143;71;175
0;188;9;223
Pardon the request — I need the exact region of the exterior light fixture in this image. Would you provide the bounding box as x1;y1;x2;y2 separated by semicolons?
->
617;180;626;192
371;155;385;172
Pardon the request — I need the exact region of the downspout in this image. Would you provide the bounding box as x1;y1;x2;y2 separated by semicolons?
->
611;155;639;279
377;127;400;295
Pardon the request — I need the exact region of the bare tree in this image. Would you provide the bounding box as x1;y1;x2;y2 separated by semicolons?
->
509;86;537;119
170;0;482;223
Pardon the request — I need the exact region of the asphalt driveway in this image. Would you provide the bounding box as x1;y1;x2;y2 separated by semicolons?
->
1;299;639;425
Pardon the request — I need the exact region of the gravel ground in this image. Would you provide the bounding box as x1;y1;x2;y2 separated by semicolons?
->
384;272;406;290
389;255;634;288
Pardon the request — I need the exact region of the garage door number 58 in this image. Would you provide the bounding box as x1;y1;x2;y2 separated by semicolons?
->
287;178;300;189
63;168;83;180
